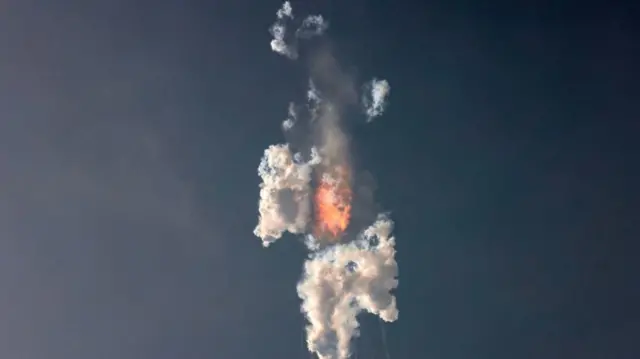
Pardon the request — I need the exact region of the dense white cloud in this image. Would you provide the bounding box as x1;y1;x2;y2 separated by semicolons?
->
298;215;399;359
254;144;321;246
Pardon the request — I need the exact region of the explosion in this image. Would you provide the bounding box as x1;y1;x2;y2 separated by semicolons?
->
253;3;395;359
314;165;352;240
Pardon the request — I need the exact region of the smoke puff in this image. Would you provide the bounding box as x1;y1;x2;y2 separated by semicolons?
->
296;15;329;39
270;2;328;60
276;1;293;19
308;79;322;105
270;23;298;59
270;2;297;59
362;78;391;122
254;144;321;246
282;102;297;131
297;215;399;359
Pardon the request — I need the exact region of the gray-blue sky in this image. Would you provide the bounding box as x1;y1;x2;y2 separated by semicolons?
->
1;1;638;359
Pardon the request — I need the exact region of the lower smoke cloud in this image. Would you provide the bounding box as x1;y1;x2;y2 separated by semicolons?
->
255;3;397;358
298;215;398;359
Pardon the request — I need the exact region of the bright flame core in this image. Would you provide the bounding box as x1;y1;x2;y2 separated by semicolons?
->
314;166;352;240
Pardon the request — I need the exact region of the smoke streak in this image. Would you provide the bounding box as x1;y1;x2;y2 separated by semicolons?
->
379;316;392;359
256;3;397;358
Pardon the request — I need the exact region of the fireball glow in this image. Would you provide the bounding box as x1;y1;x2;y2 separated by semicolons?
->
314;166;352;240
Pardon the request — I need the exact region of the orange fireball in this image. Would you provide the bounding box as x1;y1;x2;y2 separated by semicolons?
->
314;166;352;240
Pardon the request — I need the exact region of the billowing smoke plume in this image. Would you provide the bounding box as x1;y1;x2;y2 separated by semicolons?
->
254;144;320;247
255;3;397;358
298;214;398;359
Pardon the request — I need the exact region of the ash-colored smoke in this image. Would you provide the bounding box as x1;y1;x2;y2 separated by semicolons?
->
298;215;398;359
255;3;398;359
315;101;350;168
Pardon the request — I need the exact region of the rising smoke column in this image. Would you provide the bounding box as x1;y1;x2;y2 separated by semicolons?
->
256;3;397;359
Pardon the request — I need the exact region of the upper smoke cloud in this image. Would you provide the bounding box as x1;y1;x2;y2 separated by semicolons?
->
276;0;293;18
296;15;329;39
269;1;328;60
256;2;398;359
362;78;391;122
269;1;297;59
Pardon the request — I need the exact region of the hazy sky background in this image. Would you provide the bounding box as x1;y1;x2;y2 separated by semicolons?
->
1;0;638;358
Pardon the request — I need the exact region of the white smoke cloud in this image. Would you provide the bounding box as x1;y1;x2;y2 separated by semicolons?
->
270;1;298;59
276;1;293;19
296;15;329;39
270;24;297;59
362;78;391;122
282;102;297;131
270;2;329;60
297;215;399;359
254;144;321;247
308;79;322;104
